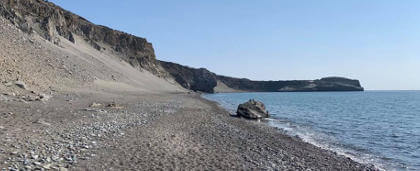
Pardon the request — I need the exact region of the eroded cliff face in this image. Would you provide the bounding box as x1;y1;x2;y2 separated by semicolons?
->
0;0;164;75
159;61;217;93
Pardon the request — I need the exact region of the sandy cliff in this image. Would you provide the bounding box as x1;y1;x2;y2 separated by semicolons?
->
0;0;183;96
0;0;164;75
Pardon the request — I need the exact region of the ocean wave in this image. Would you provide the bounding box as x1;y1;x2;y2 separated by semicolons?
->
267;119;392;171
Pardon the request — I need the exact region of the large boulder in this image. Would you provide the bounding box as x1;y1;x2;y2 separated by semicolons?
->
236;99;269;119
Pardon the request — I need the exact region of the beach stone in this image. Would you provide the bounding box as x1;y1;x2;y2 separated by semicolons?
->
106;102;124;109
42;164;52;169
236;99;269;119
35;119;51;126
90;102;102;107
4;82;14;87
4;92;16;96
15;81;27;89
59;167;68;171
0;95;7;101
39;93;52;101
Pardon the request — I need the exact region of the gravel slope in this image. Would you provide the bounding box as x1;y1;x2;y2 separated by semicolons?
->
0;16;183;96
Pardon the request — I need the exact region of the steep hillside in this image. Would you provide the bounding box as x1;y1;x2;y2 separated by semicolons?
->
0;0;164;75
0;7;183;96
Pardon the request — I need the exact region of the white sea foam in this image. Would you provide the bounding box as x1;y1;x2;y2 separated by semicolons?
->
268;119;389;171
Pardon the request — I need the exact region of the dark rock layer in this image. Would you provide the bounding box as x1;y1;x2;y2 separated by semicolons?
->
159;61;217;93
217;76;364;92
159;61;364;93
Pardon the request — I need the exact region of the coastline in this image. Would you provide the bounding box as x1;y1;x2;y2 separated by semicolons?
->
0;1;409;170
202;93;386;170
0;89;377;170
199;94;379;170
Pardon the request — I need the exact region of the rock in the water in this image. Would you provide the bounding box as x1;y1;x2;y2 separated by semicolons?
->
236;99;269;119
15;81;27;89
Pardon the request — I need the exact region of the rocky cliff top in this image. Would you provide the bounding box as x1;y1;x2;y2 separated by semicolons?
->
160;61;364;93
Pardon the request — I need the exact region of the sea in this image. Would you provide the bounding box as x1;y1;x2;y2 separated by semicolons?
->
203;91;420;171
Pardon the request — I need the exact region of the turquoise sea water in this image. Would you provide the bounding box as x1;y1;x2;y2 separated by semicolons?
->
203;91;420;170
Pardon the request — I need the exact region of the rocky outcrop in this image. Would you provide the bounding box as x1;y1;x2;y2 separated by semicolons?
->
159;61;217;93
237;99;269;119
159;61;364;93
217;76;364;92
0;0;163;75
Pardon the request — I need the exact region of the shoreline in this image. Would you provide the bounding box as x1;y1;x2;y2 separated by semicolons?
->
201;93;383;170
196;94;378;170
0;90;377;170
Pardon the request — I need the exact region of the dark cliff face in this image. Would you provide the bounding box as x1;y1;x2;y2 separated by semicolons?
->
319;77;362;87
159;61;217;93
159;62;364;93
217;76;364;92
0;0;163;75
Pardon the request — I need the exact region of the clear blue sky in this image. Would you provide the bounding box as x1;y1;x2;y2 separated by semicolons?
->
49;0;420;90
